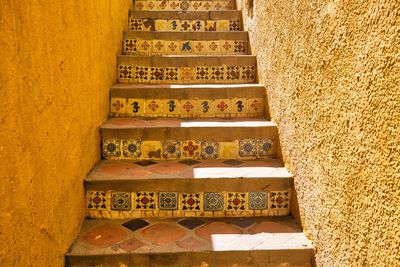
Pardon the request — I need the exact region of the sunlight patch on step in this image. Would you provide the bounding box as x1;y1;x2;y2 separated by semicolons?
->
192;167;290;178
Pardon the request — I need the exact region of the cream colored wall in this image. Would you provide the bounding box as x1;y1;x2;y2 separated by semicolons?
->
0;1;132;266
238;0;400;266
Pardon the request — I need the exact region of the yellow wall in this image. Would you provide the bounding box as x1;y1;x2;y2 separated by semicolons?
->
238;0;400;266
0;1;132;266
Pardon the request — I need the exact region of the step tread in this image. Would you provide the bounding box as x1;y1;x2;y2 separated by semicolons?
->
86;159;291;182
67;217;313;257
100;117;275;130
111;83;265;89
124;30;249;38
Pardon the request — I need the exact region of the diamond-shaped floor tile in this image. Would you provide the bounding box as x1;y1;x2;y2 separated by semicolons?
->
134;160;157;167
176;237;206;251
122;219;149;232
140;223;187;245
178;159;202;166
227;218;256;229
178;218;206;230
195;222;242;242
119;237;146;252
82;224;128;248
222;159;244;166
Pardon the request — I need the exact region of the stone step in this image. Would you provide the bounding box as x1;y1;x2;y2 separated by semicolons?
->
109;83;267;118
118;55;257;84
123;31;250;55
85;159;292;219
133;0;236;12
129;10;242;32
100;117;281;161
66;217;314;267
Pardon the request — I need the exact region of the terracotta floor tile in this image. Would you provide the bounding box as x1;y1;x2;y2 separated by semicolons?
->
140;223;187;245
147;162;188;175
120;237;146;252
248;221;297;234
176;237;206;251
82;224;128;248
195;222;242;242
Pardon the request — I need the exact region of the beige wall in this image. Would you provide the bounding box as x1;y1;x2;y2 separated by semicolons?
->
238;0;400;266
0;1;132;266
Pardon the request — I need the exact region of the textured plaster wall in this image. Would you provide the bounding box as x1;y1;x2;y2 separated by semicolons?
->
238;0;400;266
0;1;132;266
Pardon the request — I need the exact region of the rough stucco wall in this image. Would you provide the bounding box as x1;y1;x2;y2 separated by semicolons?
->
238;0;400;266
0;1;132;266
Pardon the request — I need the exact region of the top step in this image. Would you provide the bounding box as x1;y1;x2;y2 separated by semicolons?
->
133;0;236;12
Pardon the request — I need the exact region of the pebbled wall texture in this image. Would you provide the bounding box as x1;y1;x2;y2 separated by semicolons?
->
0;0;132;266
238;0;400;266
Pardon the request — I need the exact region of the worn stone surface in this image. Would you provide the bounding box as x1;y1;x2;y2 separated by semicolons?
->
0;1;132;266
238;0;400;266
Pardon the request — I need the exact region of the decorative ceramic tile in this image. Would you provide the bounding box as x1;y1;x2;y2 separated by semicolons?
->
198;99;214;116
111;98;127;114
179;159;201;166
169;20;180;31
124;39;138;54
196;66;210;81
146;99;163;115
165;67;179;81
111;192;132;211
146;1;157;10
133;66;150;83
119;65;133;81
214;99;231;114
241;65;256;81
157;1;168;10
180;20;192;31
207;41;220;53
87;191;107;210
180;41;193;53
229;20;241;31
182;140;201;158
134;0;147;10
152;40;165;54
159;192;178;210
180;0;190;11
201;141;219;159
270;191;290;209
233;98;248;115
227;192;247;211
213;1;224;10
249;98;263;113
202;1;212;10
191;20;204;31
234;41;247;54
222;159;244;166
204;192;224;211
248;192;268;210
150;67;164;82
163;99;180;116
226;66;240;81
221;40;235;54
193;41;206;54
122;219;149;232
130;19;144;31
205;20;217;31
128;98;145;116
162;140;181;159
181;193;203;211
180;67;196;83
239;139;257;157
216;20;230;31
178;218;205;229
155;19;171;31
134;192;157;210
165;40;179;53
224;0;235;9
143;141;162;159
169;1;181;10
122;139;142;158
102;139;121;158
142;18;156;31
257;139;274;157
137;40;152;54
181;100;197;114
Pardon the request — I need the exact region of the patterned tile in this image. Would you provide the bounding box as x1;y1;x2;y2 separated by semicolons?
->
130;19;144;30
180;41;193;53
133;66;150;83
134;160;158;167
207;41;219;53
241;65;256;81
234;41;247;54
110;98;127;114
110;192;132;211
146;1;157;10
196;66;210;81
134;0;147;10
87;191;107;210
162;140;181;159
122;139;142;158
169;20;180;31
239;139;258;157
258;139;274;157
178;218;205;230
142;18;156;31
233;98;247;115
169;1;181;10
193;41;206;54
124;39;138;54
249;98;263;113
214;1;224;10
270;191;290;209
180;67;196;83
128;98;145;116
227;192;247;211
202;1;212;11
165;67;179;81
102;139;121;158
159;192;178;210
199;99;214;115
163;99;180;116
157;1;168;10
122;219;149;232
249;192;268;210
182;140;201;158
216;20;230;31
137;40;152;54
228;218;256;229
146;99;163;115
205;20;217;31
229;20;241;31
191;20;205;31
134;192;157;210
179;159;201;166
226;66;240;81
221;40;235;54
204;192;224;211
191;1;203;11
181;100;197;114
201;141;219;159
214;99;231;114
210;66;225;81
180;0;190;11
152;40;165;54
180;20;192;31
150;67;164;82
181;193;203;211
119;65;133;81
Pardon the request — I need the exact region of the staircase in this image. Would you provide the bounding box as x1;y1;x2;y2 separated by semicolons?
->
66;1;314;266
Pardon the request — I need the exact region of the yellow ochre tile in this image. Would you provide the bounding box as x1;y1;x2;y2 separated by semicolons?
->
127;98;145;117
110;98;127;115
142;141;162;159
198;99;215;117
219;141;239;159
145;99;163;116
163;99;181;117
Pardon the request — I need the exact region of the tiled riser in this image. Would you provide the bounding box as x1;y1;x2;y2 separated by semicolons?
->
102;139;276;160
134;0;235;11
118;65;256;84
111;97;264;118
124;39;248;55
129;19;241;31
87;190;290;218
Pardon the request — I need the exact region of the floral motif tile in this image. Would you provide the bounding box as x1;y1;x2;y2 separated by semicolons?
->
111;192;132;211
239;139;257;157
87;191;107;210
202;1;212;11
198;99;214;116
257;139;274;157
122;139;142;158
162;140;181;159
152;40;165;54
124;39;138;54
204;192;224;211
146;99;163;115
210;66;225;81
180;67;196;83
221;40;235;54
169;1;181;10
191;1;203;11
145;1;157;10
134;192;157;210
180;41;193;53
213;1;224;10
249;98;264;113
229;20;241;31
196;66;210;81
205;20;217;31
150;67;164;82
165;67;179;81
137;40;152;54
201;141;219;159
216;20;230;31
119;65;133;81
214;99;231;114
128;98;145;116
133;66;150;83
224;0;235;9
181;100;197;114
159;192;179;210
270;191;290;209
157;1;168;10
180;0;190;11
102;139;121;158
182;140;201;158
193;41;206;54
227;192;247;211
207;41;220;53
180;20;192;31
134;0;147;10
110;98;127;114
130;19;144;31
226;66;240;81
234;41;247;54
181;193;203;211
163;99;180;116
241;65;256;81
248;192;268;210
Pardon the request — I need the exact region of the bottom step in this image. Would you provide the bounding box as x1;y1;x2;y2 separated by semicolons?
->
66;217;313;267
